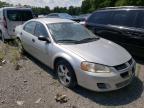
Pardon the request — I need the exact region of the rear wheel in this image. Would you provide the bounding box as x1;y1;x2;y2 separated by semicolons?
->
55;60;77;88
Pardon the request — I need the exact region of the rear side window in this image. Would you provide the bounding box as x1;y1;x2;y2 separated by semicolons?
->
87;11;113;24
34;23;48;37
111;10;138;27
24;21;36;34
7;10;33;21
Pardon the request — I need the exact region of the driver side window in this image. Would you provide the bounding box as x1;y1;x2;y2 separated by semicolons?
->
34;22;48;37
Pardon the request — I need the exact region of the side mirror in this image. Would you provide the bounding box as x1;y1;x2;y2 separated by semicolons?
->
38;35;51;43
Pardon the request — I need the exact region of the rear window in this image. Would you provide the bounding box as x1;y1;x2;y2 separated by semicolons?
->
7;10;33;21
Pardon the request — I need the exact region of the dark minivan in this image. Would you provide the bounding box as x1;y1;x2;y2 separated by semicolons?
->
86;6;144;58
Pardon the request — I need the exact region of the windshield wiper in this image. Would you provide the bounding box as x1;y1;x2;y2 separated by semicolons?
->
79;37;99;43
57;39;79;43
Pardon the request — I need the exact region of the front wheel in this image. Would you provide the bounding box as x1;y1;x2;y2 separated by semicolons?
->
55;60;77;88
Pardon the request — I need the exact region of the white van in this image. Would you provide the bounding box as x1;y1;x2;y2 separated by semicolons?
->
0;7;33;42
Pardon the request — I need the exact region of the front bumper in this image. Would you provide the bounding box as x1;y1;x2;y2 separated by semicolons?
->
76;59;136;92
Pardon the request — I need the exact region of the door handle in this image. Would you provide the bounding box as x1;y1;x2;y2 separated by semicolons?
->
32;39;35;42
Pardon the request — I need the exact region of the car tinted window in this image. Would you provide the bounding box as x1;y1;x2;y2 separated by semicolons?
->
24;21;36;34
111;10;138;27
87;11;113;24
7;10;33;21
135;10;144;29
34;23;48;37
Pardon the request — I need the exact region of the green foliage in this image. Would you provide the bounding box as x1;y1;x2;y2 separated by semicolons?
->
81;0;92;13
81;0;144;13
32;6;50;15
0;1;12;8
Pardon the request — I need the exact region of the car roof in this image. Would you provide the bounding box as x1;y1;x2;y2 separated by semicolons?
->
1;7;31;10
31;18;74;24
49;13;69;14
97;6;144;12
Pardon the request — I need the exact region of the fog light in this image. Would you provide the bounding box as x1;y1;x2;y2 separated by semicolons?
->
97;83;107;89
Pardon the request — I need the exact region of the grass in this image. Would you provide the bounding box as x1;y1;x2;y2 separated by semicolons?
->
0;40;23;68
10;47;22;65
0;43;7;65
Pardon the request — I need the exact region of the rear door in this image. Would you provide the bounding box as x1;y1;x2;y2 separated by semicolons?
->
5;9;33;36
108;10;139;44
123;10;144;56
21;21;37;54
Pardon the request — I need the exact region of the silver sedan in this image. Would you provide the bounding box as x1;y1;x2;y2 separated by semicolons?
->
15;18;136;92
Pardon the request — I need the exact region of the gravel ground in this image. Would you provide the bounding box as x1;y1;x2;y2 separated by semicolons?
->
0;42;144;108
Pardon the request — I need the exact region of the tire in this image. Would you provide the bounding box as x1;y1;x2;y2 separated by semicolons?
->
0;31;5;43
55;60;77;88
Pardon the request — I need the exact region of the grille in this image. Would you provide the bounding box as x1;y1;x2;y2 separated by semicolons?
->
128;59;133;65
114;59;133;71
120;71;129;78
132;67;135;74
114;63;127;70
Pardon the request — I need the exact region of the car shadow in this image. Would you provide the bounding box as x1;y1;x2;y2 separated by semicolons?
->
25;53;144;106
72;77;143;106
24;52;57;80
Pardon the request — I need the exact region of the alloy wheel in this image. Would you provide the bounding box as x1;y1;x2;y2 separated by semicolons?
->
57;64;71;86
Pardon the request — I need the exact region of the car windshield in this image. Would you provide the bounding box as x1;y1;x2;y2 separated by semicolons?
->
47;23;99;44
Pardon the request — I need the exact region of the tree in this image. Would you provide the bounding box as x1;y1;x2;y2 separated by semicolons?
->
81;0;91;13
44;6;50;14
0;1;11;8
68;6;80;15
2;0;144;15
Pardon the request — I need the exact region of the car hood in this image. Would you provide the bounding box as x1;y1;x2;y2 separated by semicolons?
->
60;38;131;66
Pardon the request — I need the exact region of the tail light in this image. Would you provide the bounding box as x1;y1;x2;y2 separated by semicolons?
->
84;19;87;27
3;17;7;29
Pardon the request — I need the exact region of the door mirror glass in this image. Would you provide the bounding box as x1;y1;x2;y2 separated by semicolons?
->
38;35;51;43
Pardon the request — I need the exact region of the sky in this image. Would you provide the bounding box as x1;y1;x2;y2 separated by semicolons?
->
1;0;83;9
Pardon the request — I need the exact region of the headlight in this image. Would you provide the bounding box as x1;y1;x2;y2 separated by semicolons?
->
81;61;111;73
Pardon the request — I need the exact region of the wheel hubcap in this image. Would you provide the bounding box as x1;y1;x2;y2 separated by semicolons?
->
57;65;71;85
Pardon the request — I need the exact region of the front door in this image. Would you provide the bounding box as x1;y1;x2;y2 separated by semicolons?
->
32;22;51;66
